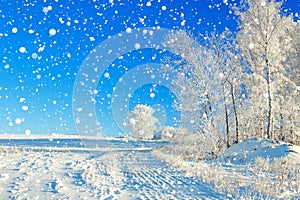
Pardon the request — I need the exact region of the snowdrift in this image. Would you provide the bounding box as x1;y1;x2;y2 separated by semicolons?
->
222;138;300;164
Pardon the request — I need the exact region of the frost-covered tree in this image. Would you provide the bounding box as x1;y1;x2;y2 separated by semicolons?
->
235;0;299;140
162;0;299;148
128;104;158;139
204;29;246;145
164;30;222;135
163;30;229;156
164;30;246;148
274;20;300;143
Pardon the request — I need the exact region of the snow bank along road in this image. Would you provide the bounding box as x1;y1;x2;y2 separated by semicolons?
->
0;139;223;200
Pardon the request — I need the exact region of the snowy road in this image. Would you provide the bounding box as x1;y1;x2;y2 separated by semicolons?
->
0;139;222;200
118;150;222;199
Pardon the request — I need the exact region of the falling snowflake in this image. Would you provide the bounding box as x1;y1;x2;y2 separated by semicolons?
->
25;130;31;135
126;27;132;33
49;28;57;36
150;93;155;98
104;72;110;78
19;47;26;53
15;118;22;125
129;118;136;125
22;105;29;111
248;43;254;49
19;98;26;103
11;27;18;33
32;53;38;59
134;43;141;49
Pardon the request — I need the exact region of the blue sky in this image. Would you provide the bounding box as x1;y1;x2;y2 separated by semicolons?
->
0;0;298;137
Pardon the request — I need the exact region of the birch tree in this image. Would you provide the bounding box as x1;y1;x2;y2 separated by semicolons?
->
235;0;299;140
204;29;246;145
163;30;228;156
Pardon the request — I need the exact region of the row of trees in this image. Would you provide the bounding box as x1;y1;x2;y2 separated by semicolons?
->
163;0;299;146
126;0;299;146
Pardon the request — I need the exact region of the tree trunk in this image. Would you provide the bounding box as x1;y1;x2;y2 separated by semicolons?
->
223;86;230;148
206;94;214;129
279;98;284;141
266;81;272;139
289;115;294;143
265;45;272;139
229;81;239;143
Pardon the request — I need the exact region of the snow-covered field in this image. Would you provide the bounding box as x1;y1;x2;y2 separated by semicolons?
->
0;136;223;200
1;135;300;199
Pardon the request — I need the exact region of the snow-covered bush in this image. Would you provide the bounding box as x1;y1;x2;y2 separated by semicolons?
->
160;126;177;140
157;126;187;141
157;130;226;160
251;157;300;198
128;104;158;139
0;146;19;154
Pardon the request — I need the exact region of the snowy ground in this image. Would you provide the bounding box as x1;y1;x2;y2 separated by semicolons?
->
0;136;223;200
1;136;299;199
154;138;300;199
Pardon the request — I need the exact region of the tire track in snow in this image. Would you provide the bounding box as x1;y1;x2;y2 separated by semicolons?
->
118;150;223;200
75;151;130;199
